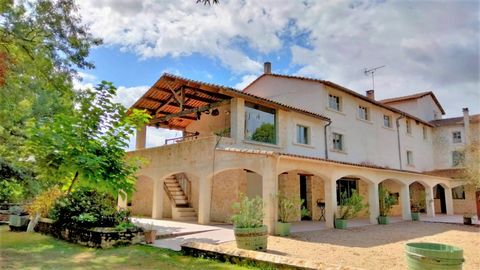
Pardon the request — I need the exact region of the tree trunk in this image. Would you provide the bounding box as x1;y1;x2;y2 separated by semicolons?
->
66;171;79;194
26;212;40;232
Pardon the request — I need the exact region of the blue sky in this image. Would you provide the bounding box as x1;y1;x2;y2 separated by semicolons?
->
76;0;480;147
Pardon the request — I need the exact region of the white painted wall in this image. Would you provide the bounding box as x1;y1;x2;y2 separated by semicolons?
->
244;76;436;172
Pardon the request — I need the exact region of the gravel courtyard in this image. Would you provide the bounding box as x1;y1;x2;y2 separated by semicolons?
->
219;221;480;270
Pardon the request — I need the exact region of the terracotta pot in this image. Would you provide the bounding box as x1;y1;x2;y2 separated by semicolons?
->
144;230;157;244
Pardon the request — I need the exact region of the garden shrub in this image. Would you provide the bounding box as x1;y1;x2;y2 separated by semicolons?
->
50;188;127;228
26;187;63;218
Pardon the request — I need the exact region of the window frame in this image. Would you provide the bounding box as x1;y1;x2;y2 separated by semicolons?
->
452;131;462;144
406;150;414;166
332;132;344;151
358;105;369;121
244;102;277;145
383;115;392;128
295;124;310;145
452;186;466;200
328;94;342;112
406;119;412;134
336;178;358;205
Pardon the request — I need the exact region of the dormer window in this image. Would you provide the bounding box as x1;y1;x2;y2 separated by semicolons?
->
329;94;341;111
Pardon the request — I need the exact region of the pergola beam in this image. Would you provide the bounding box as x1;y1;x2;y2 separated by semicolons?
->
152;86;223;104
150;99;230;124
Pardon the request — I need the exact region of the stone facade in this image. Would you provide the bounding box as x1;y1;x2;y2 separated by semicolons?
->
211;169;247;223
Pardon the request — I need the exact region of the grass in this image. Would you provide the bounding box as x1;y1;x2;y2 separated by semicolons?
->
0;225;257;270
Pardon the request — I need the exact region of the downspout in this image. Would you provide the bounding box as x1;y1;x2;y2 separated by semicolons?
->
396;115;405;170
324;119;332;159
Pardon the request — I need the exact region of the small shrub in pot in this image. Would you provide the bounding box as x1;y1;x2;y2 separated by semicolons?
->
335;189;367;229
231;194;267;251
378;186;397;225
276;193;302;236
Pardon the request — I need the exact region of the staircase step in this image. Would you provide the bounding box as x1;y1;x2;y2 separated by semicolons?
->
173;195;187;200
175;216;197;221
175;200;188;205
178;211;196;217
165;183;180;187
175;207;195;212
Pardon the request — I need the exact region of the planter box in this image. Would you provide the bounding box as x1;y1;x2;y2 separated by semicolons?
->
411;212;420;221
463;216;478;225
275;222;291;236
234;225;268;251
378;216;389;225
144;230;157;244
35;219;143;248
9;214;29;231
335;219;347;229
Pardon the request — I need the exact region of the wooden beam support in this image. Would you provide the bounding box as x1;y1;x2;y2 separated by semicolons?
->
153;86;224;104
156;111;196;120
150;99;230;124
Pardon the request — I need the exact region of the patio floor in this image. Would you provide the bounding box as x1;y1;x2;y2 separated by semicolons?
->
132;214;469;251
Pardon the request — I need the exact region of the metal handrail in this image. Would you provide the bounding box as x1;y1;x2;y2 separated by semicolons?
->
164;131;200;145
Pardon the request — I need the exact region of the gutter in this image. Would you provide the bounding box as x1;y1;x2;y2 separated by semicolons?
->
396;115;405;170
324;119;333;160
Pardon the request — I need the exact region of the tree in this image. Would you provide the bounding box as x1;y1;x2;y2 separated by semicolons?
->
461;141;480;189
29;82;150;196
252;123;276;144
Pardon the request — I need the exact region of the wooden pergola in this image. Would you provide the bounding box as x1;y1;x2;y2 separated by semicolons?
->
129;74;233;130
129;73;330;131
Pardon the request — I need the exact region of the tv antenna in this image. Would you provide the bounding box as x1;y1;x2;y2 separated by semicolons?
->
364;65;385;90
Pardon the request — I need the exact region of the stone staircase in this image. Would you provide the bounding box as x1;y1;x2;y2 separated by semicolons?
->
164;175;197;221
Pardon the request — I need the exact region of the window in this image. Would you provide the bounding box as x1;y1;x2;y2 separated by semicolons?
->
296;124;309;145
332;132;344;151
328;94;341;111
452;151;465;167
452;131;462;143
244;102;276;144
406;150;414;166
406;119;412;134
423;126;428;140
452;186;465;200
358;106;369;120
383;115;392;128
336;178;357;205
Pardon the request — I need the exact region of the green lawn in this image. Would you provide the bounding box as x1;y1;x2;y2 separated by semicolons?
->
0;225;257;270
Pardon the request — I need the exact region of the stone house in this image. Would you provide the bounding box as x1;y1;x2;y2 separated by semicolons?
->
121;63;479;233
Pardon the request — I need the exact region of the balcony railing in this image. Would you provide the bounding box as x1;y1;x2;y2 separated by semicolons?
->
164;131;200;145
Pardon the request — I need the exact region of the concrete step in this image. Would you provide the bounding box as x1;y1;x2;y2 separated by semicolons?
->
175;207;195;212
178;211;196;217
170;191;184;196
174;216;197;221
173;195;187;200
165;183;180;187
174;200;188;205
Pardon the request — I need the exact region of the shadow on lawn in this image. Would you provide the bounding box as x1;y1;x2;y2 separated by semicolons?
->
289;221;479;248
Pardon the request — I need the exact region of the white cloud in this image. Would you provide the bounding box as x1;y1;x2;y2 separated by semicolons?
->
77;0;479;117
234;74;257;90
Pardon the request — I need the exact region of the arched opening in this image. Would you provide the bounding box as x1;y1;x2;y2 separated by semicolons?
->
278;170;327;223
409;182;427;213
210;168;263;223
335;175;372;223
378;179;403;218
433;183;447;214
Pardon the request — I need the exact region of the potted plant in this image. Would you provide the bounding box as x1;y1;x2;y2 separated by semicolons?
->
378;186;397;225
231;194;267;251
335;189;367;229
411;202;420;221
300;206;311;221
143;222;157;244
8;205;29;231
276;194;302;236
463;213;478;225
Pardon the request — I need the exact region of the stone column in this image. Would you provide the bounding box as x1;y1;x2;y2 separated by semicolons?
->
198;174;212;224
400;183;412;220
151;178;164;219
136;125;147;149
368;182;380;224
444;186;454;215
117;190;128;210
425;185;435;217
324;178;337;228
262;156;278;234
230;98;245;144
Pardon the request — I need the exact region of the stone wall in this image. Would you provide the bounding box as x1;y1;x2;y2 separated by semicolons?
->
380;180;402;216
453;186;477;214
35;219;142;248
278;172;300;222
130;175;154;217
310;176;325;220
410;182;426;212
210;169;248;223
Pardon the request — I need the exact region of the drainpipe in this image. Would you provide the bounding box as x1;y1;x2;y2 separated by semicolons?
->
324;119;332;159
396;115;405;170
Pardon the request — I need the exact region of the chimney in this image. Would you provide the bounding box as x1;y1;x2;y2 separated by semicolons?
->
463;107;470;145
366;90;375;100
264;62;271;74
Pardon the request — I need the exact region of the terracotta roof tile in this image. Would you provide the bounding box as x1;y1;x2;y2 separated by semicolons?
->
430;114;480;126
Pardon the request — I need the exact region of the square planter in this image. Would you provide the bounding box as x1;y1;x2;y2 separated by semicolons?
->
411;212;420;221
463;216;478;225
378;216;389;225
335;219;347;229
275;222;292;236
9;214;29;231
144;230;157;244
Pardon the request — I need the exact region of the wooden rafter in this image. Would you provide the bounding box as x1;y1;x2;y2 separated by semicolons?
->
152;86;220;104
150;99;229;124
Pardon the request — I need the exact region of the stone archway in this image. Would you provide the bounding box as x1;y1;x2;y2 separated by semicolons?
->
378;179;404;217
409;181;427;213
